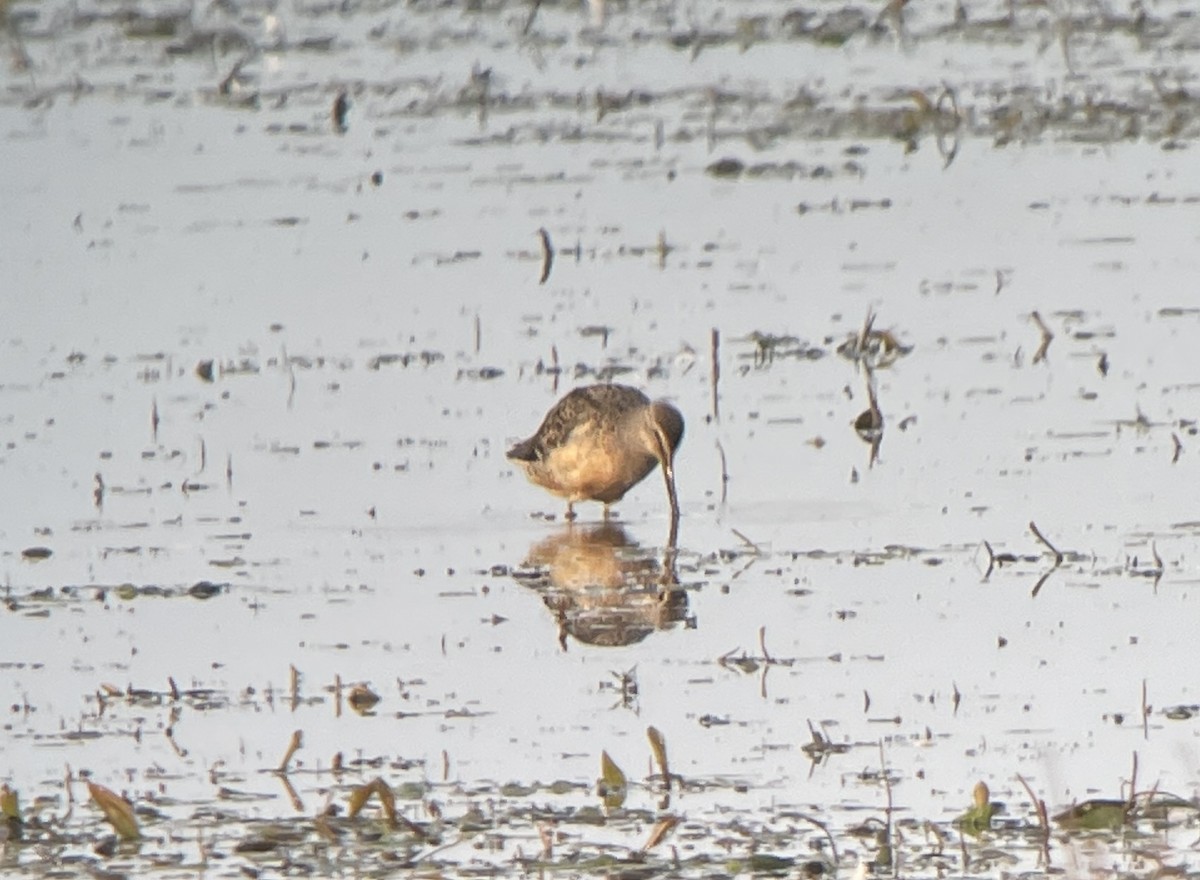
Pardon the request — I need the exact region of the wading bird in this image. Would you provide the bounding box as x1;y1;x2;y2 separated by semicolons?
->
507;384;683;523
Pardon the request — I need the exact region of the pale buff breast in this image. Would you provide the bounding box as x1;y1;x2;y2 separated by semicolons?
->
528;419;659;504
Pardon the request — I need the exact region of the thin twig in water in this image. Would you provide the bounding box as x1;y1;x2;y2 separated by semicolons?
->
277;729;303;774
537;227;554;285
1031;567;1055;598
278;772;303;811
857;310;876;369
793;813;839;868
1029;521;1063;565
219;56;246;95
1016;774;1051;868
522;0;542;34
412;831;467;866
1171;433;1182;463
731;528;761;553
1030;311;1053;364
758;626;772;664
1141;681;1150;741
934;86;960;168
282;345;296;410
710;328;720;422
879;741;895;875
1128;750;1138;812
980;539;996;579
715;440;729;505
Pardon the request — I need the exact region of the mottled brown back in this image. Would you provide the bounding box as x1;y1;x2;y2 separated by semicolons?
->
507;384;651;462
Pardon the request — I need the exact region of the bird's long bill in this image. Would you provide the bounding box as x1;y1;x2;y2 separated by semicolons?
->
651;423;680;529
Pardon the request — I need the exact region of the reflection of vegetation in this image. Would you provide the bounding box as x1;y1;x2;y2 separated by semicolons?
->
836;316;912;371
800;720;852;767
742;331;823;367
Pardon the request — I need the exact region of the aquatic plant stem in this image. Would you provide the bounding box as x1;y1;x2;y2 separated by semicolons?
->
1016;774;1051;868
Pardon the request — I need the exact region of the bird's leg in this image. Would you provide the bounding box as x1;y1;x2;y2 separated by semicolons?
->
603;503;612;521
565;501;577;522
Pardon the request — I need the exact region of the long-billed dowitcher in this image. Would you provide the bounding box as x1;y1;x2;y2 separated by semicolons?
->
507;384;684;521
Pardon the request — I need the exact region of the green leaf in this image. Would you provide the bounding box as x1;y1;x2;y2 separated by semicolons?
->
1053;799;1129;830
598;750;627;809
956;781;995;835
0;785;19;822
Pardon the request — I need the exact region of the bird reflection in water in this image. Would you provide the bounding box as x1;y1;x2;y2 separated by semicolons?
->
514;522;689;650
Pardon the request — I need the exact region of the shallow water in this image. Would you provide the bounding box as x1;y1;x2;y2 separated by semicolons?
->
3;0;1200;876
